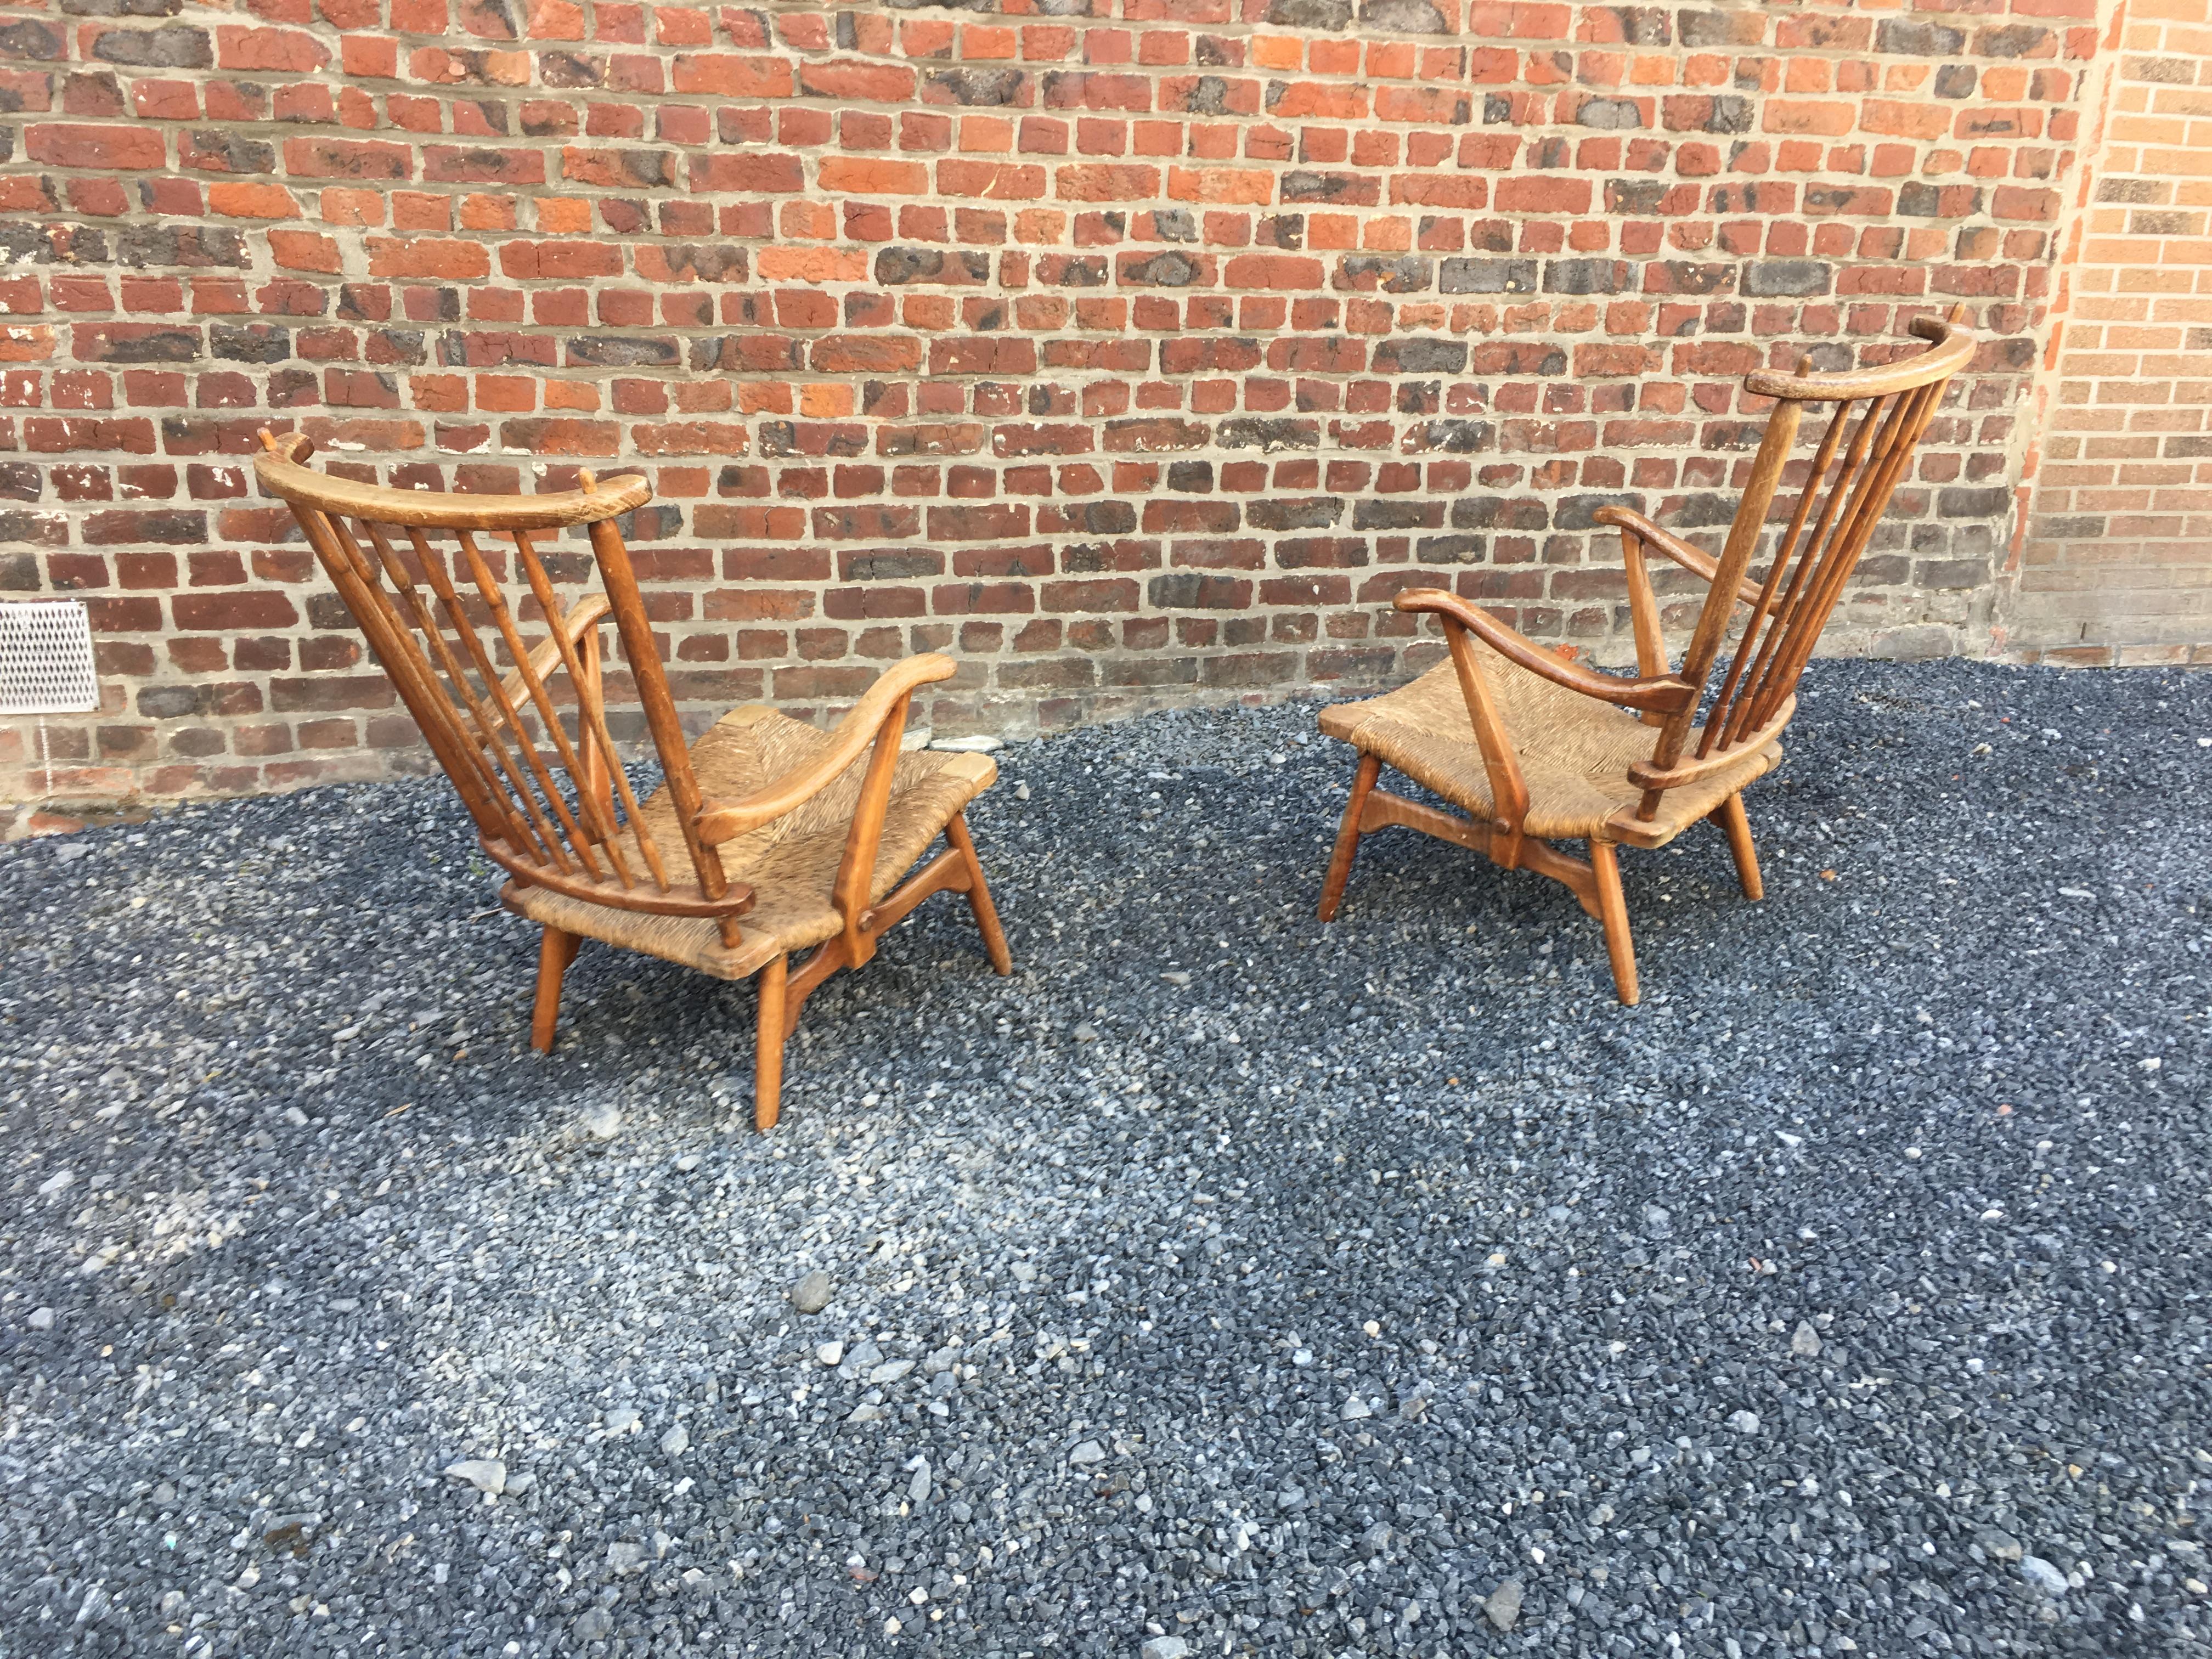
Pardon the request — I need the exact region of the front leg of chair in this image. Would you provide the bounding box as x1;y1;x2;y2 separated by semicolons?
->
945;812;1012;975
1318;752;1379;922
1711;792;1763;901
754;953;788;1132
531;926;581;1053
1587;840;1640;1007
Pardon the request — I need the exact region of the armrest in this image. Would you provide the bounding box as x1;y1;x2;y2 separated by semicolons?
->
1393;589;1696;716
1592;507;1768;611
692;652;957;844
500;594;611;708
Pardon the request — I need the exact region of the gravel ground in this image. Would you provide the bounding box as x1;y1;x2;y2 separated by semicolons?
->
3;656;2210;1659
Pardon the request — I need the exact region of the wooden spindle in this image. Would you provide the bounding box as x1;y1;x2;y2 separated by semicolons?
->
1699;397;1853;759
351;518;566;868
585;515;726;901
297;507;510;843
510;528;672;891
454;528;628;888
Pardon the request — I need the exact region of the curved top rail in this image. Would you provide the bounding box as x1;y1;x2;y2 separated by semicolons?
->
253;430;652;529
1742;311;1976;403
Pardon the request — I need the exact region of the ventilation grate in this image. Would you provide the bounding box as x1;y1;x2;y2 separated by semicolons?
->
0;601;100;715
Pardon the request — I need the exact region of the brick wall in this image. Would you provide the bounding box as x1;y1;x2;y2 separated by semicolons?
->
2005;0;2212;665
0;0;2135;810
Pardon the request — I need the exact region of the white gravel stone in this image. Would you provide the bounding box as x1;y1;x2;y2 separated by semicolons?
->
1977;1528;2024;1564
442;1458;505;1496
2021;1556;2069;1596
789;1271;833;1314
1484;1578;1523;1631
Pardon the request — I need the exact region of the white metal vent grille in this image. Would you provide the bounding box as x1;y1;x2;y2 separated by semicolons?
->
0;601;100;714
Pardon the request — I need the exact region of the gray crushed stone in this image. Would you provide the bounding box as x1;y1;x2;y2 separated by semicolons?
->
2;657;2209;1659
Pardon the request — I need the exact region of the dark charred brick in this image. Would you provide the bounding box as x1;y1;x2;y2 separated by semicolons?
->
1249;496;1341;530
1440;257;1537;295
1372;337;1468;374
1265;0;1352;26
90;24;208;66
1218;418;1318;452
211;323;290;363
926;67;1028;105
1742;261;1831;297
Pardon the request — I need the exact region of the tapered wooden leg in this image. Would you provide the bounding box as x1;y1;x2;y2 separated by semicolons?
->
530;926;581;1053
945;812;1012;975
1712;792;1763;901
1318;752;1380;922
754;953;788;1132
1588;839;1639;1008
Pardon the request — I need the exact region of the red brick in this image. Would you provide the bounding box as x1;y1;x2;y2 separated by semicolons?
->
0;0;2180;810
27;123;167;170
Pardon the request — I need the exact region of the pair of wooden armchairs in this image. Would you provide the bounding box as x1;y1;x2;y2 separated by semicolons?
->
254;309;1970;1121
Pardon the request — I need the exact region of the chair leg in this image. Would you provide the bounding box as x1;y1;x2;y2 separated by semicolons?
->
1318;752;1380;922
754;953;788;1132
530;926;581;1053
1588;839;1640;1007
945;811;1013;975
1712;792;1763;901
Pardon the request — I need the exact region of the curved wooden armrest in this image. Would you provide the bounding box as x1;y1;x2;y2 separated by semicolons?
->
1394;589;1695;716
1623;695;1796;798
499;594;612;708
692;653;957;844
1593;507;1768;611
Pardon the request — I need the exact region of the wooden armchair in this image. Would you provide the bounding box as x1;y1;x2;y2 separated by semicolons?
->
1315;308;1977;1004
253;431;1011;1128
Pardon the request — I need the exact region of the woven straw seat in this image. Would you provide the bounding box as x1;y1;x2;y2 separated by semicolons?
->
252;433;1011;1130
506;707;995;979
1314;309;1977;1006
1318;653;1780;844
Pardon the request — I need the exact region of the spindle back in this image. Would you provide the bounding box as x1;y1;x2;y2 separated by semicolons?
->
1622;308;1976;819
253;430;747;923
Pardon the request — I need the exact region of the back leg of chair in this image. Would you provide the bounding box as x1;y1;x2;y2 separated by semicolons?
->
531;926;582;1053
1587;840;1640;1007
754;953;789;1132
1318;752;1380;922
946;812;1013;975
1711;793;1763;901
